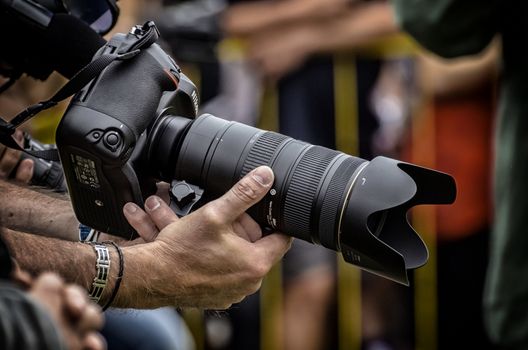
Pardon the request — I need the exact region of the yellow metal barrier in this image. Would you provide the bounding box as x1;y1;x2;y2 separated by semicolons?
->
334;54;362;350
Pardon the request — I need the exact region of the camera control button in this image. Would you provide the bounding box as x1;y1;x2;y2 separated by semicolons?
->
86;129;104;143
103;131;121;149
171;182;196;207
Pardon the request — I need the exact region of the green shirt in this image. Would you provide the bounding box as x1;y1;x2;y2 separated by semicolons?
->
392;0;528;348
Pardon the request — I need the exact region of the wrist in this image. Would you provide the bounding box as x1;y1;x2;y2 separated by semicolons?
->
59;209;80;241
112;241;177;309
83;242;121;308
101;241;124;310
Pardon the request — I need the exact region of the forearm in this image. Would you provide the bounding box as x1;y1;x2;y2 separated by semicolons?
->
1;228;169;309
1;229;126;308
417;40;499;96
2;229;95;288
223;0;352;36
302;2;398;56
0;180;79;241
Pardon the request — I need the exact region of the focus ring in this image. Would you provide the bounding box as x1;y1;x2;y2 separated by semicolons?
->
318;156;367;249
240;132;288;177
283;146;340;242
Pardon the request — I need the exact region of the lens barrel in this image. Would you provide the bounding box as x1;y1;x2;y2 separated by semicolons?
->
152;113;456;284
157;114;365;246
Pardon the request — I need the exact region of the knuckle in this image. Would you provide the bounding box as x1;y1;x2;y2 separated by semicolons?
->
233;294;247;305
66;284;86;299
129;215;151;231
157;206;172;219
236;255;268;284
37;273;64;292
241;278;263;296
248;280;263;295
202;205;224;226
86;304;104;327
214;301;232;310
141;227;158;242
249;261;270;280
222;303;233;310
231;179;260;204
41;272;63;284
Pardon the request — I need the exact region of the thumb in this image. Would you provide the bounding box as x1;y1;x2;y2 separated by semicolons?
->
208;166;274;223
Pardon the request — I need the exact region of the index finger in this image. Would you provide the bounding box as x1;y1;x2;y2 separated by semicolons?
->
254;233;292;266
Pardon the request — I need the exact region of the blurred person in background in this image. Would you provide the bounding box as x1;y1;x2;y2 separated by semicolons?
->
390;0;528;348
407;45;499;349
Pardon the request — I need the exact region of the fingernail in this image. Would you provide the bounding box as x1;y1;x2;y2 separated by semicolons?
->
124;203;138;214
252;166;273;186
145;196;161;211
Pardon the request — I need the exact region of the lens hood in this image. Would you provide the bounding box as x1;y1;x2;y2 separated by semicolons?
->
340;156;456;285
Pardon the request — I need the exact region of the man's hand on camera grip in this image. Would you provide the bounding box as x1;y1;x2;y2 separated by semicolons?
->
121;166;292;309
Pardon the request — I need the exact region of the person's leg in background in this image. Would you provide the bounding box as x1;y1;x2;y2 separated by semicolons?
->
102;308;196;350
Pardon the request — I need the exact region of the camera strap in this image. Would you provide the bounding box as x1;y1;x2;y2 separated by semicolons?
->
0;50;139;161
0;22;159;162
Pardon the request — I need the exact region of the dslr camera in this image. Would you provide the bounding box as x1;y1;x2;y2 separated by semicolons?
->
56;22;456;285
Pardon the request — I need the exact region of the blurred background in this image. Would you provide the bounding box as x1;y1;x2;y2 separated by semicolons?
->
0;0;499;349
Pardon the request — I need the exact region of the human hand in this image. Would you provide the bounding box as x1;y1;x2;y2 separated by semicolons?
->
123;192;178;243
247;25;315;80
29;273;105;350
0;130;33;182
97;182;172;245
121;166;292;309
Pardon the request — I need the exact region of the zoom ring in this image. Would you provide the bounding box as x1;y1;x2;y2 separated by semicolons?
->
283;146;340;242
240;132;288;177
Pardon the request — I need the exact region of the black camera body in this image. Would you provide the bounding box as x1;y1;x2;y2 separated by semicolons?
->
57;23;456;284
56;23;198;237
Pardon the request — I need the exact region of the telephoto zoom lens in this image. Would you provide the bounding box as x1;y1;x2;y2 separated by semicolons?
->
150;113;456;284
